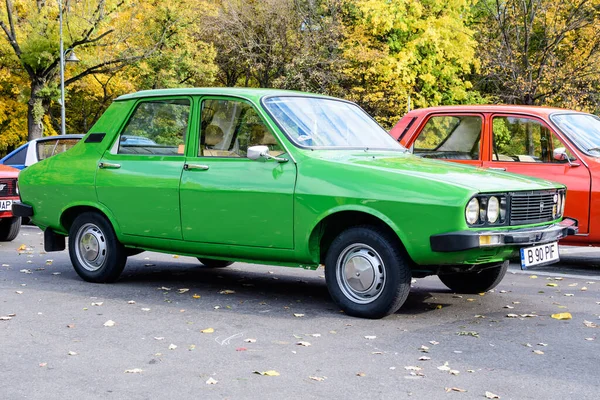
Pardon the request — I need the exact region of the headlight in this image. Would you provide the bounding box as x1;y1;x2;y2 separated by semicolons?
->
465;198;479;225
560;192;566;215
555;192;561;218
487;196;500;223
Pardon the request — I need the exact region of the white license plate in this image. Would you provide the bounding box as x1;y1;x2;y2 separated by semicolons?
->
520;242;559;269
0;199;12;211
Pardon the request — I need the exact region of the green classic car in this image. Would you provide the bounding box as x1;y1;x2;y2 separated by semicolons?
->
14;88;577;318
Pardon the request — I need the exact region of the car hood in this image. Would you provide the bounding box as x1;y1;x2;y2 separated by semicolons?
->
305;150;562;193
0;164;20;178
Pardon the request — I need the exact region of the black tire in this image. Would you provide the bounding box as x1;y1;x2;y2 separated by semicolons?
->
68;212;126;283
197;258;234;268
0;216;21;242
439;261;509;293
324;226;411;319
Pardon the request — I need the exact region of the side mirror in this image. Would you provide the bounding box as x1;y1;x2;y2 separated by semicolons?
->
247;145;269;160
553;147;567;161
247;145;289;163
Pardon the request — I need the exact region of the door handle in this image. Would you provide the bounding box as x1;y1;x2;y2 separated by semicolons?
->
488;167;506;171
98;162;121;169
184;163;209;171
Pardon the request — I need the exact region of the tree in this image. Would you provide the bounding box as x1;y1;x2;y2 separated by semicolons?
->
340;0;484;128
474;0;600;110
0;0;179;140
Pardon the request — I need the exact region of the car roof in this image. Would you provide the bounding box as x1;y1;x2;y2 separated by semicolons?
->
115;87;335;102
404;105;589;118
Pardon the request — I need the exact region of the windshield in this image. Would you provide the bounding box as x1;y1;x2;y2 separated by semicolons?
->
551;113;600;157
263;96;405;150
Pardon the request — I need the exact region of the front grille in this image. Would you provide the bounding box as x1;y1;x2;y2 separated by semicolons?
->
0;178;17;197
510;190;557;225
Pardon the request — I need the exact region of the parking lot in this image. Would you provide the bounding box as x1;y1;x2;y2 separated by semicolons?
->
1;225;599;399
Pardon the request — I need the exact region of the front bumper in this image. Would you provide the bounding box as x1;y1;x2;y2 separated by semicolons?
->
430;218;578;252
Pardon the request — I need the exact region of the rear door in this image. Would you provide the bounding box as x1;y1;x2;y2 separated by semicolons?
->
482;114;591;233
96;97;192;239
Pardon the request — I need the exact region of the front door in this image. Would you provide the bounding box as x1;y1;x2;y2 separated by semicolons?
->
408;114;485;167
96;97;191;239
483;114;591;233
180;97;296;249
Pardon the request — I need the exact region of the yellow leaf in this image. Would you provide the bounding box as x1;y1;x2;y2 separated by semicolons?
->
201;328;214;333
192;294;201;299
17;244;27;251
551;313;572;320
546;283;558;287
254;370;280;376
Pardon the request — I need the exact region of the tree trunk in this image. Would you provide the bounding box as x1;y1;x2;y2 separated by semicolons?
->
27;80;46;141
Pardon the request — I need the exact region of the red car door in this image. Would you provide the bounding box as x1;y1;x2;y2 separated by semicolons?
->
481;113;591;234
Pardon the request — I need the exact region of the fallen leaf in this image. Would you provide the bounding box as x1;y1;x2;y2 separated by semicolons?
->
450;370;460;375
356;372;366;377
188;345;196;351
309;376;325;382
419;356;431;361
581;287;588;291
219;289;236;295
206;377;218;385
20;269;32;274
520;314;537;318
158;286;171;291
293;313;305;318
254;370;280;376
457;331;479;338
244;338;257;343
66;324;75;329
529;275;538;279
178;288;190;294
405;366;422;371
564;294;575;297
15;291;23;294
141;308;151;312
585;338;595;341
364;336;376;340
419;345;429;352
568;283;578;287
168;344;177;350
39;363;47;367
551;313;572;320
485;391;500;399
68;351;77;356
45;260;53;265
538;343;548;347
437;362;451;372
154;337;165;340
236;347;247;351
533;350;544;355
91;302;103;306
192;294;201;299
0;316;13;321
297;341;311;347
503;305;514;309
125;368;143;374
546;283;558;287
201;328;215;334
103;320;115;327
429;340;440;345
17;244;27;251
583;320;598;328
446;387;467;393
127;300;136;304
506;314;519;318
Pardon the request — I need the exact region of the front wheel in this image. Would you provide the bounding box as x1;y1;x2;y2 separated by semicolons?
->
0;216;21;242
439;261;509;293
197;258;234;268
325;226;411;319
68;212;127;283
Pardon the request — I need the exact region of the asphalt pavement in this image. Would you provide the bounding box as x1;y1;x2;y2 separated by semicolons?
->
1;226;599;399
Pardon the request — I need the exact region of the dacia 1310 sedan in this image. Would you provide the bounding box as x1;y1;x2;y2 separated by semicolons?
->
14;89;577;318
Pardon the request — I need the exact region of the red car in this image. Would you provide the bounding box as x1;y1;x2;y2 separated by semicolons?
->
0;164;21;241
391;105;600;247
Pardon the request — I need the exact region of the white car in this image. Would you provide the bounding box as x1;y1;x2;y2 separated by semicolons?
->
0;134;84;170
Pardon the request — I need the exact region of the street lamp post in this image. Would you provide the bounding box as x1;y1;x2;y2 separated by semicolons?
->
58;0;78;135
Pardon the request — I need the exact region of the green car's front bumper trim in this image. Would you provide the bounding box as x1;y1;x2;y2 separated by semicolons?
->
430;218;578;252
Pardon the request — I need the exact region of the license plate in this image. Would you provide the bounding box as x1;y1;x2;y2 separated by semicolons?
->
0;199;12;211
520;242;559;269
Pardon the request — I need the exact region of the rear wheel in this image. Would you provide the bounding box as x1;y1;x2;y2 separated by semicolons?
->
68;212;126;283
325;226;411;319
439;261;509;293
197;258;234;268
0;216;21;242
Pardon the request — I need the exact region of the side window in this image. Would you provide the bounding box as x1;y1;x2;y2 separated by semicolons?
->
118;99;190;156
492;117;565;163
37;139;59;161
4;146;27;166
200;99;283;158
53;139;79;156
413;116;481;160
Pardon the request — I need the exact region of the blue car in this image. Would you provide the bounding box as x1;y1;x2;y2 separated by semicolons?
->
0;134;84;170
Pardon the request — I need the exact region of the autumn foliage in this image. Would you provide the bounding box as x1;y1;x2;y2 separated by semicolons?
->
1;0;600;156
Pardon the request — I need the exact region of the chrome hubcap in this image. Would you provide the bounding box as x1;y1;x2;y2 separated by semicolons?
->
76;223;107;272
336;243;386;304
